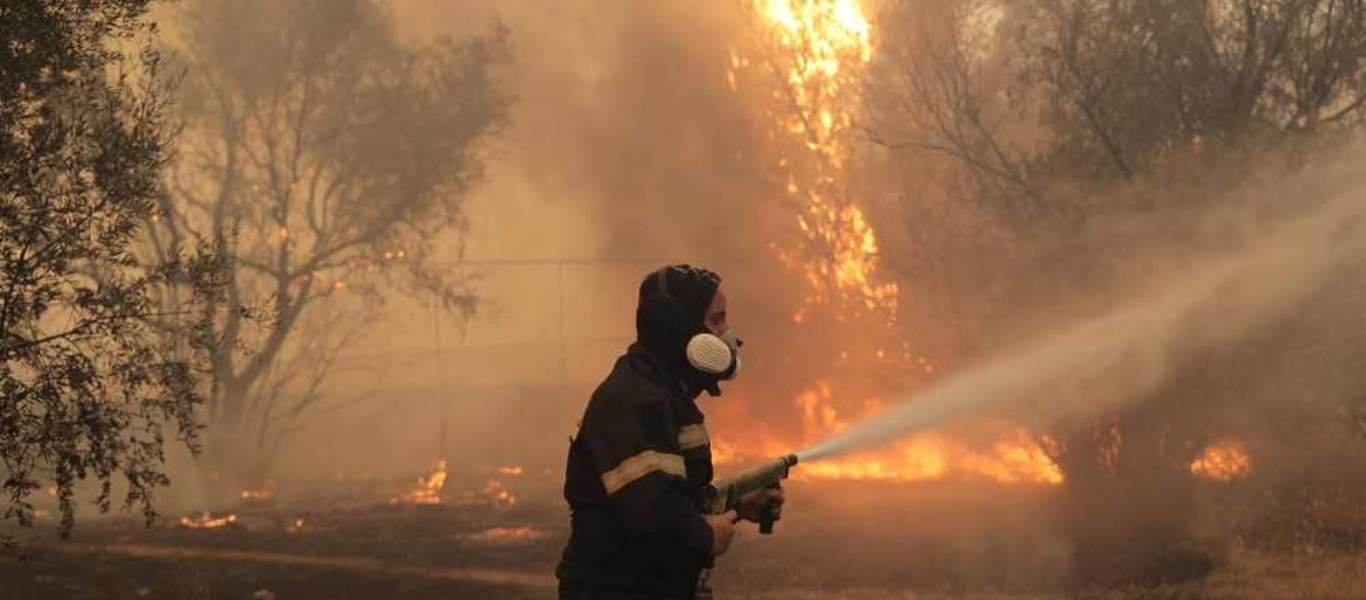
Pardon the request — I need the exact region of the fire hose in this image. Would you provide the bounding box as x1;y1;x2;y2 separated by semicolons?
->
694;453;798;600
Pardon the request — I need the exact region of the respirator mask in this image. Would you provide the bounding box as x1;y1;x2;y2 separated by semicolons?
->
686;328;742;380
644;266;744;396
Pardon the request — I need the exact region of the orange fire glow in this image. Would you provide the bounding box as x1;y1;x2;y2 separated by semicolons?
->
797;432;1063;484
179;512;238;529
239;488;273;501
395;459;448;505
713;380;1064;484
1190;438;1252;481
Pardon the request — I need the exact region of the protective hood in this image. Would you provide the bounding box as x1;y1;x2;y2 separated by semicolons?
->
635;265;730;397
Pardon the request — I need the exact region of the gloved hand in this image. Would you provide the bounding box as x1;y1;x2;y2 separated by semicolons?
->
705;510;739;556
736;487;785;524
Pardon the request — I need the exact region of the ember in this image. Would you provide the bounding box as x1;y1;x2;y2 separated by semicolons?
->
240;489;274;501
179;512;238;529
482;479;517;507
1191;439;1252;481
395;459;448;505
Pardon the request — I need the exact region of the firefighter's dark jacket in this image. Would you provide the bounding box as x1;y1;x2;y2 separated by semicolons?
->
557;342;714;596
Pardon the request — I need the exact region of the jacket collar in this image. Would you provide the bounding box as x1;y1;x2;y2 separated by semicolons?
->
627;343;700;400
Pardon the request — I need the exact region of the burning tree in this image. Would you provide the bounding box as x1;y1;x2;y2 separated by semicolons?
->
720;0;920;454
0;0;223;545
149;0;510;490
732;0;899;321
711;0;1078;483
871;0;1366;585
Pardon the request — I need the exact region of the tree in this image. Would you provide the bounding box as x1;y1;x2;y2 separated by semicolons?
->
151;0;510;488
872;0;1366;584
1;0;221;546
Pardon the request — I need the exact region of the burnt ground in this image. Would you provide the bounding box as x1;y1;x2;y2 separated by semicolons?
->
2;480;1364;600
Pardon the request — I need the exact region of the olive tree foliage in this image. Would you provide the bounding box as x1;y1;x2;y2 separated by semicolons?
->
149;0;510;485
1;0;223;546
871;0;1366;584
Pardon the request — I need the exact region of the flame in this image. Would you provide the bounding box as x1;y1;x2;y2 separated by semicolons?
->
239;488;273;501
179;512;238;529
715;380;1063;484
734;0;897;317
395;459;448;505
482;478;518;507
719;1;1064;485
393;460;522;507
1190;438;1252;481
799;429;1062;484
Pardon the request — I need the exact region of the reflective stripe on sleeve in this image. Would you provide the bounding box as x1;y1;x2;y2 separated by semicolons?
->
600;450;687;495
678;424;710;451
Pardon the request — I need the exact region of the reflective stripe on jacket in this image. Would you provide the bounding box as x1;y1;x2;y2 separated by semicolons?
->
556;343;715;597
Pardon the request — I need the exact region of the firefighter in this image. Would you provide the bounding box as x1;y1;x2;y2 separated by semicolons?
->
557;265;785;600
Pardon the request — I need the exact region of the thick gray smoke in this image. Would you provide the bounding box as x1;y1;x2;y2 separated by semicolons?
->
800;146;1366;462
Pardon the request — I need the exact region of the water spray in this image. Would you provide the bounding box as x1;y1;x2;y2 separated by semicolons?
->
793;162;1366;466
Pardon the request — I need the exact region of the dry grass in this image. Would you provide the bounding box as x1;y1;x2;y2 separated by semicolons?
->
1136;549;1366;600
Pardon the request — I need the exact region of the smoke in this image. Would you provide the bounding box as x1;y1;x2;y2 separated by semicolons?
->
382;0;844;456
248;0;814;482
800;144;1366;462
151;0;1366;502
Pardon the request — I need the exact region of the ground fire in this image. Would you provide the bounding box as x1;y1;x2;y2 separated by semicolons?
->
711;380;1066;484
178;512;239;530
712;380;1255;485
394;459;448;505
482;478;518;507
457;526;548;544
391;459;523;507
